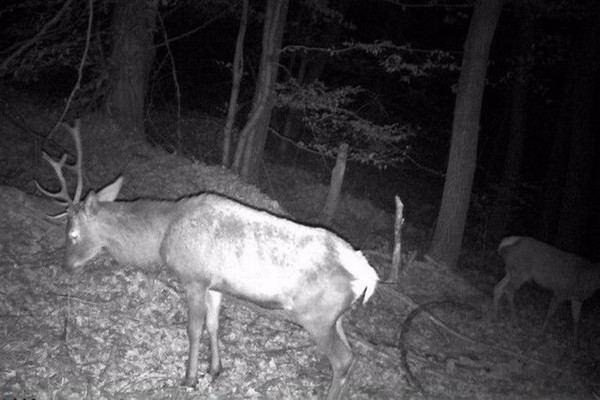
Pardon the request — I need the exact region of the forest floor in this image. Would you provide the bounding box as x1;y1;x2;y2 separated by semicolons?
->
0;100;599;399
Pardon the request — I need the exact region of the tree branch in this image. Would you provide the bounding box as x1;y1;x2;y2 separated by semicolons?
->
380;0;473;8
154;9;228;49
48;0;94;142
157;10;182;152
0;0;75;72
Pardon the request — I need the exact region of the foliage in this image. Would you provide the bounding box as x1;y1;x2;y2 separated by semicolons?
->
0;0;233;112
349;40;459;79
0;1;109;81
276;79;417;169
276;30;462;169
0;0;114;116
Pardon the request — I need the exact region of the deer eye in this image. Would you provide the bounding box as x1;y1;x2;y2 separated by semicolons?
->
68;228;80;242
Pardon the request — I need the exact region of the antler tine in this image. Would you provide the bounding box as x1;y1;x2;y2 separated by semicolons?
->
62;119;84;204
35;152;73;207
36;119;85;208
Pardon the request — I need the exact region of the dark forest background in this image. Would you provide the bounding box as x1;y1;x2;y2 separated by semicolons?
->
1;0;598;265
2;1;600;398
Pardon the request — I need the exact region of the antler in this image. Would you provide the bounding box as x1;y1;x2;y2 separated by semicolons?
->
36;120;84;208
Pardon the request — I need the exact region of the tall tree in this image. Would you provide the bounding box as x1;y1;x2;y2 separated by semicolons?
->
488;4;535;243
232;0;289;182
428;0;504;267
552;8;600;254
222;0;249;167
105;0;158;137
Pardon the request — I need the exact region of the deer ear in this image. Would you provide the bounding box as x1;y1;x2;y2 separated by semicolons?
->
84;191;99;214
96;176;123;202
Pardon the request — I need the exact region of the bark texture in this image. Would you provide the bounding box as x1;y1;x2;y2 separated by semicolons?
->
105;0;158;138
428;0;504;267
233;0;289;183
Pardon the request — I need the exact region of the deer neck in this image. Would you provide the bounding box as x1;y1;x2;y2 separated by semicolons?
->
97;200;181;268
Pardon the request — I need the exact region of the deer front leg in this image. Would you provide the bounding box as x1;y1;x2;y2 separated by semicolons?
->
183;281;208;387
205;289;223;378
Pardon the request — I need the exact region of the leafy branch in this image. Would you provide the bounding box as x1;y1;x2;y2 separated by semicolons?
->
276;79;417;169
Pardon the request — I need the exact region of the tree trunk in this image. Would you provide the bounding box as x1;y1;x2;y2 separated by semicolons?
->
278;108;303;156
222;0;249;167
553;9;600;254
390;196;405;282
320;143;348;225
232;0;289;183
541;39;577;242
105;0;158;138
488;6;534;243
428;0;504;268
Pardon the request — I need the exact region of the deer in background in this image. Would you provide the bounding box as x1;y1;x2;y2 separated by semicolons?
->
493;236;600;346
38;121;379;400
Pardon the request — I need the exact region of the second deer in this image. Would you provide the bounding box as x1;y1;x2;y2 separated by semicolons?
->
493;235;600;346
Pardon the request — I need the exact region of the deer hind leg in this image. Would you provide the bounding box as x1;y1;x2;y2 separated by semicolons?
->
503;268;529;321
205;289;223;378
493;272;526;321
541;294;562;333
299;309;354;400
504;284;519;321
183;281;209;387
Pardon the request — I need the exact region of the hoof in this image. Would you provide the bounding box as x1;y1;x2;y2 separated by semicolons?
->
182;376;197;387
208;367;222;382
